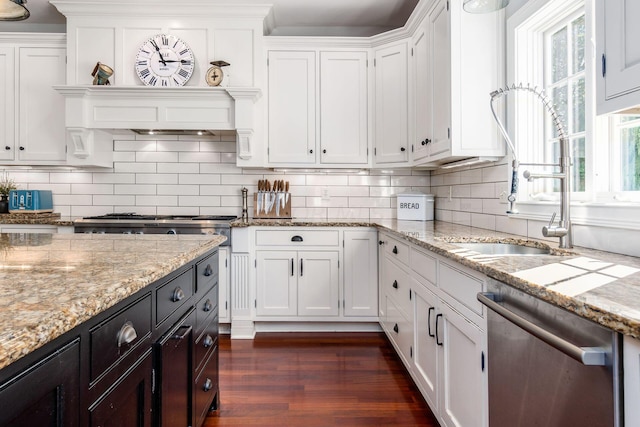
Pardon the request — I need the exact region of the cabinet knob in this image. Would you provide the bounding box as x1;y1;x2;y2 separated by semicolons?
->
116;321;138;348
203;378;213;392
203;334;214;348
378;240;385;245
393;323;399;334
392;246;398;254
322;149;327;154
392;280;398;289
426;139;431;145
400;147;406;152
204;264;213;277
171;287;185;302
19;146;25;151
309;149;313;154
203;299;213;312
4;146;9;150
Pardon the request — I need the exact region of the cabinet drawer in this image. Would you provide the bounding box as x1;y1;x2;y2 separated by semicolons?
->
255;229;339;246
195;281;218;338
90;294;152;382
410;247;437;286
196;250;218;297
383;259;412;318
194;344;219;427
195;314;218;372
156;269;193;326
382;235;410;265
384;296;413;366
439;262;484;318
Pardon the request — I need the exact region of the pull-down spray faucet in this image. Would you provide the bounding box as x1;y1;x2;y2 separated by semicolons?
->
490;83;573;249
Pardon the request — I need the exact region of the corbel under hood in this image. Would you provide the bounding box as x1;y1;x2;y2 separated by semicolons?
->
55;85;261;160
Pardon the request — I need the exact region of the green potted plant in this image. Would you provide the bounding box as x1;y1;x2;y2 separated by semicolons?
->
0;172;16;214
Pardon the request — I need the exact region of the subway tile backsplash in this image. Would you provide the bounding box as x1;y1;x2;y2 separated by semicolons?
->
5;135;430;220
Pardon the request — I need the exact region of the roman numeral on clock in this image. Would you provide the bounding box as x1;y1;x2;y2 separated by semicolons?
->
139;68;150;78
180;49;189;56
149;76;157;86
178;69;190;78
136;60;147;66
161;35;168;45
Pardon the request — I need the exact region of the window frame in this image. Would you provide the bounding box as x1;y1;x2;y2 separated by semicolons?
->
506;0;640;230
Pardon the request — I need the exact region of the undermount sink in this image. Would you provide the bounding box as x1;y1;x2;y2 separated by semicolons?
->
453;242;552;256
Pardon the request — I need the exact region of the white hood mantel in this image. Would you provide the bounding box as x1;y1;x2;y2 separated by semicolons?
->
55;85;261;160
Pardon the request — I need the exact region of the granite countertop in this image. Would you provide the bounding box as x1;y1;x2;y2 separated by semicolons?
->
235;218;640;339
0;212;74;226
0;233;226;370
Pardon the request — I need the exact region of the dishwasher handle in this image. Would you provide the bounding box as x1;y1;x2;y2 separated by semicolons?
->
477;292;606;366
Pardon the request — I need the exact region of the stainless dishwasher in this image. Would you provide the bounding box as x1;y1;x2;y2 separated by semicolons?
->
478;279;622;427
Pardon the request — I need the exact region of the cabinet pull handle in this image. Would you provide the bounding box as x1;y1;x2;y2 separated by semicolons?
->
392;246;398;254
435;314;443;346
291;258;295;276
172;325;192;340
171;287;185;302
393;323;399;334
427;307;435;338
392;280;398;289
300;258;303;276
291;235;303;242
203;378;213;392
203;334;214;348
204;264;213;277
116;321;138;348
203;299;213;312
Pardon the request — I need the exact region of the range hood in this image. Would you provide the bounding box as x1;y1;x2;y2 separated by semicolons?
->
55;85;261;160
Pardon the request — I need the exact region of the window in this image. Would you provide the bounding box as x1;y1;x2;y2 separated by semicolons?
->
509;0;640;210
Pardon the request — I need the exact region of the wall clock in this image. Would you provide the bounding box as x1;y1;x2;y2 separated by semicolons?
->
135;34;195;87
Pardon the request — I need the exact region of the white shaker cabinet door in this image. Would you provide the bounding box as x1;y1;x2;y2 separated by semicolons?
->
256;250;298;316
297;251;340;317
319;51;369;165
413;281;439;412
373;42;409;165
343;230;378;317
438;301;487;427
18;47;66;162
412;17;432;163
0;48;14;161
596;0;640;113
267;51;316;164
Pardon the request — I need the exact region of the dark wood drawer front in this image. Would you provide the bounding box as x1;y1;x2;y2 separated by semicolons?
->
195;315;218;372
156;269;193;326
194;346;219;427
196;251;218;297
90;294;152;383
195;281;218;337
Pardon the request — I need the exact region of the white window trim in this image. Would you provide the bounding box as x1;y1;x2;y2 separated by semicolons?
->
506;0;640;232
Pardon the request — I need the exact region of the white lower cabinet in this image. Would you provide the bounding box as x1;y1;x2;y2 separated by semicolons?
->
251;227;377;325
379;231;488;427
256;250;340;317
624;335;640;427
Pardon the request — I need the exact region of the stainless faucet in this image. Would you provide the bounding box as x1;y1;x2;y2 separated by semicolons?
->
490;83;573;249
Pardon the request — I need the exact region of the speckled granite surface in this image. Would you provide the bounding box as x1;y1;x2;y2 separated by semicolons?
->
0;212;73;226
235;218;640;339
0;233;225;370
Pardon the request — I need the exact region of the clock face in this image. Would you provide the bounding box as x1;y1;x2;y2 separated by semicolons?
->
135;34;195;87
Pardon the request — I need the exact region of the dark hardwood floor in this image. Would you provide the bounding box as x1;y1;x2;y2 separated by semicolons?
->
203;332;440;427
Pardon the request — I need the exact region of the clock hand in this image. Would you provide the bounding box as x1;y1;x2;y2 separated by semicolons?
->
149;39;167;66
161;59;190;64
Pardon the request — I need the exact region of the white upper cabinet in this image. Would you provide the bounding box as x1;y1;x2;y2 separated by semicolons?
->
373;41;410;165
268;50;317;164
266;45;371;168
410;0;504;166
18;47;67;163
596;0;640;114
319;51;369;165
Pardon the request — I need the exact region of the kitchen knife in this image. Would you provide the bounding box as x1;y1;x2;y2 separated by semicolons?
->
257;180;263;213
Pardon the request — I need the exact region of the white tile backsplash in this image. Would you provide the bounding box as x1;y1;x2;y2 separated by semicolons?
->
4;135;429;221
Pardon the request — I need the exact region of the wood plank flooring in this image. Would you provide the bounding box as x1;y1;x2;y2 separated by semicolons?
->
203;332;440;427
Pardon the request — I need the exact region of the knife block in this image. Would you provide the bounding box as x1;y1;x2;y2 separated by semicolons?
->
253;192;292;219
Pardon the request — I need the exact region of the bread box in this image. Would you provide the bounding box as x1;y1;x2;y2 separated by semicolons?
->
397;192;434;221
